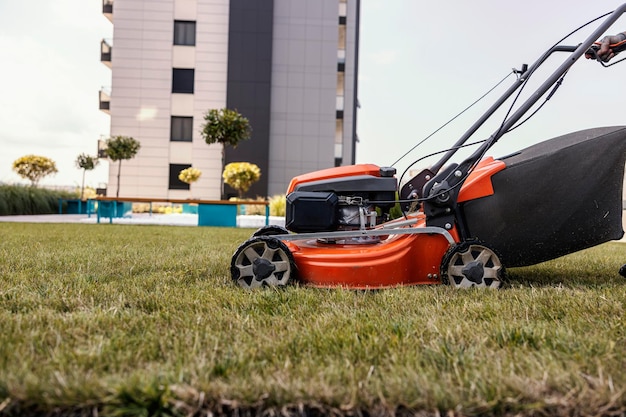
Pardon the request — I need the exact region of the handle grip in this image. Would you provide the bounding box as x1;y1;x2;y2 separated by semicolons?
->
586;39;626;59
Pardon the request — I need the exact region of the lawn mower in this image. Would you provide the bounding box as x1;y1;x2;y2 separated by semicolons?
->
230;5;626;289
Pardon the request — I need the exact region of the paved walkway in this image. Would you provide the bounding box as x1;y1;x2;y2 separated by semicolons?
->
0;213;198;226
0;213;286;228
1;212;625;242
0;214;90;223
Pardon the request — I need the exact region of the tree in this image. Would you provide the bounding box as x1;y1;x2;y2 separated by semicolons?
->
105;135;141;198
75;153;100;200
12;155;58;186
200;108;251;197
178;167;202;185
222;162;261;199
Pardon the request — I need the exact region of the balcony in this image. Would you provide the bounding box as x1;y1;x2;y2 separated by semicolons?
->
100;39;112;68
102;0;113;22
98;138;108;158
99;87;111;114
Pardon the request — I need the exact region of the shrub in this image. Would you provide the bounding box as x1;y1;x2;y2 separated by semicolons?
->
222;162;261;198
0;185;76;215
12;155;58;186
178;167;202;185
244;197;267;216
269;194;286;217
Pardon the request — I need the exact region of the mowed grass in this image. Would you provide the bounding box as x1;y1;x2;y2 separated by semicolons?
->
0;223;624;417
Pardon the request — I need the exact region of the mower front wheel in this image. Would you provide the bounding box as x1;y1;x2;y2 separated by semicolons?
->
440;240;505;289
230;236;296;289
252;225;289;237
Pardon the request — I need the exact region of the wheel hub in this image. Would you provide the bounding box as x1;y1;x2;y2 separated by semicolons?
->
462;260;484;284
253;258;276;280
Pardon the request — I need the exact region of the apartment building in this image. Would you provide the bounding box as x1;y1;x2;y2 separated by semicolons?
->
99;0;360;199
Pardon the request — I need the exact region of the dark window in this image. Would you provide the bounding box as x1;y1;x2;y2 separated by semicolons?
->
335;158;343;167
172;69;194;93
174;20;196;46
336;110;344;119
337;62;345;72
170;116;193;142
169;164;191;190
338;16;347;25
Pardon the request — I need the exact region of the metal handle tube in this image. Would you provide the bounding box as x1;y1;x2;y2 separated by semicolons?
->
430;3;626;173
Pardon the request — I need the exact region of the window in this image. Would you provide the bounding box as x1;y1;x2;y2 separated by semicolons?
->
338;25;346;50
339;0;347;17
337;72;345;97
172;68;194;93
170;116;193;142
169;164;191;190
336;96;344;111
174;20;196;46
335;120;343;144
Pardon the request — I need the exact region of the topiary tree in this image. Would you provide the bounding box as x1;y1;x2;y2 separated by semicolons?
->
200;108;251;197
104;135;141;198
12;155;58;187
222;162;261;199
75;153;100;200
178;167;202;193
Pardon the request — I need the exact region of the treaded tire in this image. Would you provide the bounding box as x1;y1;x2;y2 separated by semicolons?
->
230;236;296;289
252;225;290;237
440;239;506;289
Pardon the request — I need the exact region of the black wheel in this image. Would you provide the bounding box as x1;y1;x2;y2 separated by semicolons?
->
440;240;505;289
230;236;296;289
252;225;289;237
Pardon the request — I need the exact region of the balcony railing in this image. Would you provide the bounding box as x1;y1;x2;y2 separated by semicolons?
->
99;87;111;114
102;0;113;22
100;39;112;67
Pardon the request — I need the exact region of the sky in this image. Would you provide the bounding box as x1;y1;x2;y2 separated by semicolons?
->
0;0;625;190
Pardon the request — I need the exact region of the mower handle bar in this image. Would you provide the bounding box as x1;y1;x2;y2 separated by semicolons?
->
429;3;626;175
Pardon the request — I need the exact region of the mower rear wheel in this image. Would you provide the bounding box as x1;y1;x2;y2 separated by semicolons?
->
230;236;295;289
441;240;505;289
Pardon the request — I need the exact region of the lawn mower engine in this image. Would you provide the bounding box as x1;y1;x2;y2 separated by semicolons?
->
285;165;398;234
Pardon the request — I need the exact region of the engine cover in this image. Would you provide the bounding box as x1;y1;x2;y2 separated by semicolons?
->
285;191;338;233
285;166;398;233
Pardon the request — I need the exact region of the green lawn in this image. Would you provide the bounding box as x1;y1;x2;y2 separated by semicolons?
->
0;223;624;416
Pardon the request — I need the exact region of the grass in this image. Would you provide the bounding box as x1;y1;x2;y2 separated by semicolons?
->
0;223;624;416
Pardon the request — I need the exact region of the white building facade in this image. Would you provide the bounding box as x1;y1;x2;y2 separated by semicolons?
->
100;0;360;199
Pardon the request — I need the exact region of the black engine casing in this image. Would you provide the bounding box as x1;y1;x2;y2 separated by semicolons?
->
285;175;397;233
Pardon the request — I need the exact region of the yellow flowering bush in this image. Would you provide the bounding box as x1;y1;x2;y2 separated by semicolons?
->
12;155;58;186
223;162;261;198
178;167;202;184
269;194;286;217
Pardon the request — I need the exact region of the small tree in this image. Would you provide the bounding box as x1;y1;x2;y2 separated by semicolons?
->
75;153;100;200
178;167;202;186
12;155;58;186
105;135;141;198
222;162;261;199
200;108;251;197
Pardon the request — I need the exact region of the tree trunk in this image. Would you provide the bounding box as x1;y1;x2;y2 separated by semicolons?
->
220;146;225;199
116;161;122;198
80;170;86;200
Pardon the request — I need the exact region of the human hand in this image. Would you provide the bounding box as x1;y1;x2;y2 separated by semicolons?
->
594;33;626;62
